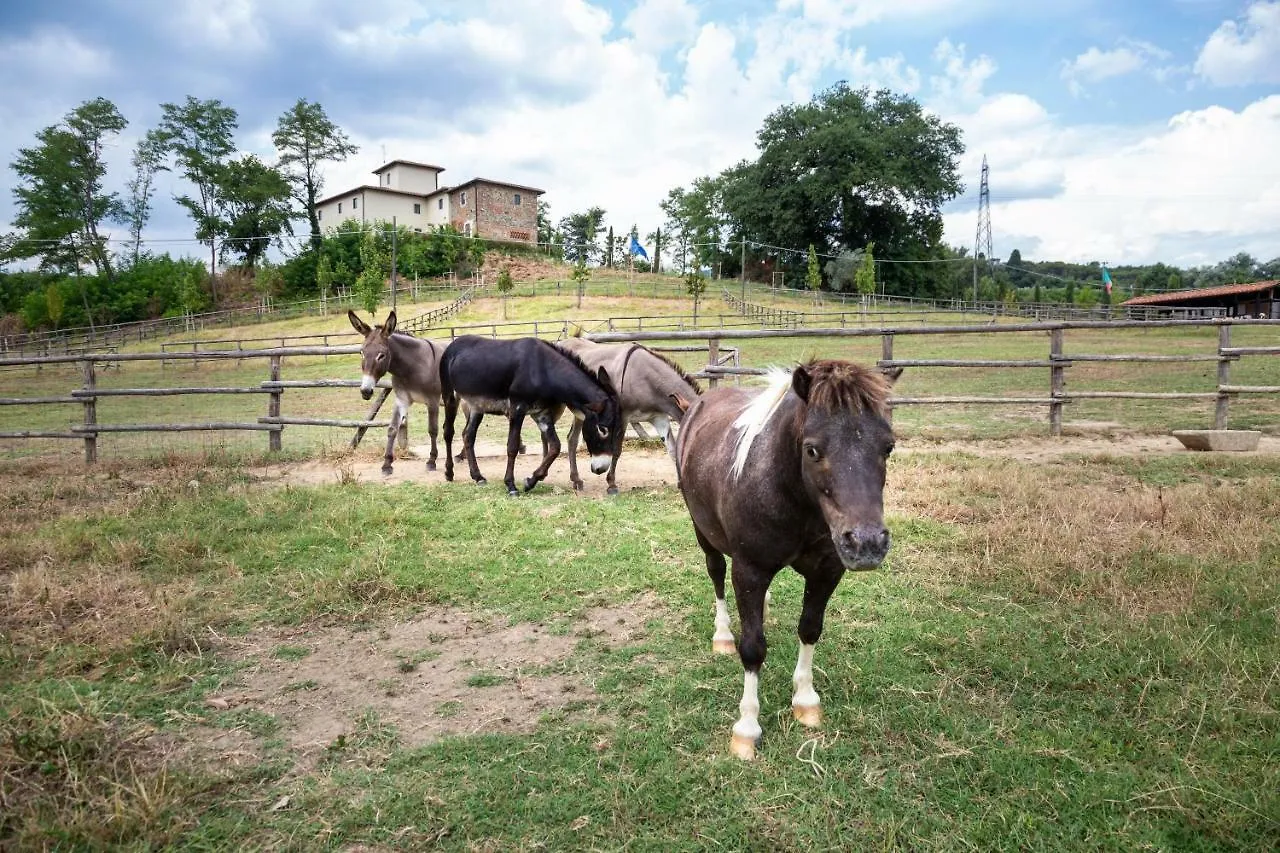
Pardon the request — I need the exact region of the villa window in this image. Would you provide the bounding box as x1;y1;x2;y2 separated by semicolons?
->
460;191;467;206
352;197;359;209
413;203;421;214
513;193;521;206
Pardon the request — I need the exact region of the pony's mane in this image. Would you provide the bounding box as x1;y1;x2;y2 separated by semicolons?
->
639;345;703;394
729;360;890;479
802;359;891;418
730;368;793;479
547;340;610;392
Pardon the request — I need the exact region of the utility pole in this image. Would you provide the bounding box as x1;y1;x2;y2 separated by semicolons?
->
973;154;993;304
390;216;398;312
740;237;746;302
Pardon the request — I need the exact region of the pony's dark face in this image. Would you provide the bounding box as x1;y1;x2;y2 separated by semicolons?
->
793;369;896;570
580;368;623;474
349;310;396;400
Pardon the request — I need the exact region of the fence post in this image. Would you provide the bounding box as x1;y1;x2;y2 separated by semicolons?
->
1049;328;1065;437
268;355;282;453
708;337;720;389
881;333;895;426
1215;324;1231;429
81;358;97;464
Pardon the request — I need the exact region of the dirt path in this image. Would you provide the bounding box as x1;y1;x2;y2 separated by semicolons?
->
253;432;1279;491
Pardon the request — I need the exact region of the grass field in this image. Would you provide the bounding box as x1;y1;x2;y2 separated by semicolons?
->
1;448;1277;850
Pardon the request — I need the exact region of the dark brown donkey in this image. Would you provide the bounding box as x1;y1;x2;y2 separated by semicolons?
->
349;310;448;475
675;360;898;760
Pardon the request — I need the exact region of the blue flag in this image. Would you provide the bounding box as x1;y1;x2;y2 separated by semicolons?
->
629;235;649;261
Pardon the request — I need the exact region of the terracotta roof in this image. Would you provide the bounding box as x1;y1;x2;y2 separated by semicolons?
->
1122;279;1278;306
372;159;446;174
450;177;546;195
314;185;432;206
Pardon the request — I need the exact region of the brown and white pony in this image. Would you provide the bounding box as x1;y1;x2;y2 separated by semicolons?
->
675;360;898;760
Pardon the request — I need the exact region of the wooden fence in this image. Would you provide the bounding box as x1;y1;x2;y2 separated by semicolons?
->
1;318;1276;463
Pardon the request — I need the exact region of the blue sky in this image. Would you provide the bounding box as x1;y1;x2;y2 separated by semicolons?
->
2;0;1278;267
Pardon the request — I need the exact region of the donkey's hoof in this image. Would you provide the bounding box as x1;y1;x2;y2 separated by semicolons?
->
729;733;758;761
426;460;436;472
475;477;487;486
445;470;454;482
792;703;822;728
507;487;520;497
381;466;393;477
712;638;736;655
606;486;619;497
455;452;466;462
571;480;584;492
518;444;528;455
523;477;539;492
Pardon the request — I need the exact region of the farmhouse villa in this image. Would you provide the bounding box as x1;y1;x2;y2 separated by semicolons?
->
315;159;544;245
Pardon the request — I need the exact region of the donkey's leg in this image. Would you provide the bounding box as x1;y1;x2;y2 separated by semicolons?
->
729;558;773;760
425;401;439;471
694;527;734;655
566;417;584;491
397;411;409;451
383;398;408;476
443;393;457;482
523;412;562;492
463;409;487;485
791;559;845;728
504;406;529;495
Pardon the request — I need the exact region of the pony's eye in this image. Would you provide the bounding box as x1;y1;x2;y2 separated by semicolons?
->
805;445;821;460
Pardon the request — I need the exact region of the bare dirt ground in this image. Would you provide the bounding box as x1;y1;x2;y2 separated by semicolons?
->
193;596;663;770
254;431;1280;491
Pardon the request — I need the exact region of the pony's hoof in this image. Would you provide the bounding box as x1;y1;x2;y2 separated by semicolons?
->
523;477;539;492
729;733;758;761
712;638;736;655
606;486;619;497
426;461;436;472
475;477;487;486
444;470;454;482
507;488;519;497
518;444;528;455
381;466;393;477
571;480;584;492
792;703;822;728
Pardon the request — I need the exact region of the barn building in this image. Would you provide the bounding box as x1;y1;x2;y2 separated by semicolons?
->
314;160;543;245
1121;280;1279;319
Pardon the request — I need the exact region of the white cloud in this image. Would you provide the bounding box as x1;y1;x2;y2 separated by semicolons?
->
1060;39;1172;97
624;0;699;52
1195;1;1280;85
777;0;969;28
929;40;996;107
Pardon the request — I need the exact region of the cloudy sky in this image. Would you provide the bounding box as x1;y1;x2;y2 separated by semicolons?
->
2;0;1278;267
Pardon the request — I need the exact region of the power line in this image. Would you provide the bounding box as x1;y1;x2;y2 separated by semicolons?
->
973;154;993;302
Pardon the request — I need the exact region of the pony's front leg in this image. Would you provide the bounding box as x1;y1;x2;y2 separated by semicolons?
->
566;417;584;490
462;409;486;485
503;405;528;495
425;401;439;471
791;562;844;728
730;559;772;760
523;412;561;492
382;398;408;476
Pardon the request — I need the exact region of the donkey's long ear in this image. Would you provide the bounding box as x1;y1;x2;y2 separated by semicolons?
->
668;392;691;414
349;310;372;336
597;366;616;394
883;367;904;385
792;365;812;402
382;311;397;336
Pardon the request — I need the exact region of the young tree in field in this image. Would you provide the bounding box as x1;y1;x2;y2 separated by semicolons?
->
9;97;128;278
121;130;168;267
806;243;821;303
272;99;358;249
355;232;389;315
855;242;877;298
217;154;293;269
156;96;238;302
686;270;707;325
497;266;514;319
316;253;335;295
570;256;590;308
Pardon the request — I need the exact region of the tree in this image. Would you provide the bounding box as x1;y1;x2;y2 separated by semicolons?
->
559;207;606;264
45;283;65;329
710;84;963;294
156;96;238;302
272;99;358;249
686;270;707;325
646;225;663;273
9;97;128;278
121;130;168;267
605;225;615;269
355;232;389;314
806;243;821;302
570;256;591;308
316;253;335;296
855;242;877;297
497;266;514;319
217;154;293;269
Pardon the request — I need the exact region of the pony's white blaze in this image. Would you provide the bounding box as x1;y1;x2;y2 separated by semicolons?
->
731;671;762;759
792;643;822;726
729;368;794;480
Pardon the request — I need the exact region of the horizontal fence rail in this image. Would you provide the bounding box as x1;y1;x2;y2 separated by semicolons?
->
0;318;1276;461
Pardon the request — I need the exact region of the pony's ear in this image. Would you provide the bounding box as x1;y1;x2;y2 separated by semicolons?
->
597;366;616;393
791;365;812;402
349;310;372;336
668;393;691;414
883;367;904;385
382;311;397;336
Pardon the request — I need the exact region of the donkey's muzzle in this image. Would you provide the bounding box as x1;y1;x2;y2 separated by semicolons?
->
835;526;891;570
360;388;373;401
